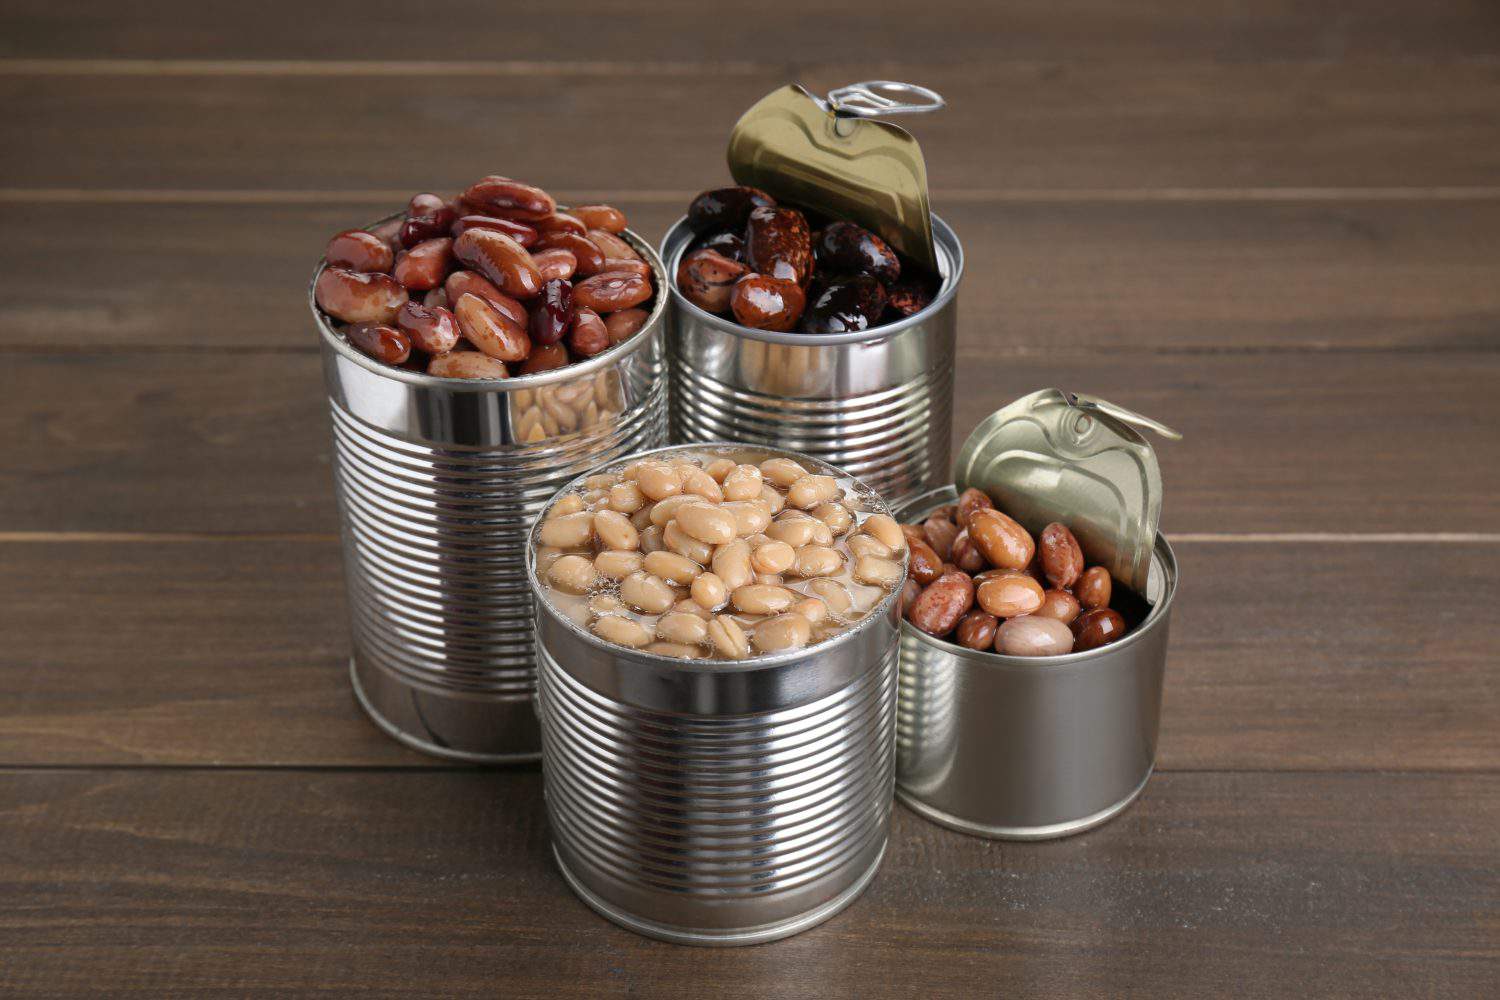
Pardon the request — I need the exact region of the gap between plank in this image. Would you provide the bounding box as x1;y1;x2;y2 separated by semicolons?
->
0;763;1492;775
0;58;771;77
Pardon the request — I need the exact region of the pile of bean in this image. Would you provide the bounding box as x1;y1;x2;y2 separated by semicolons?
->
535;450;905;660
675;185;940;334
314;175;654;379
902;489;1131;657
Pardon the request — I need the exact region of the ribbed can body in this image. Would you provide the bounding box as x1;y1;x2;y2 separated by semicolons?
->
662;215;963;508
314;225;669;762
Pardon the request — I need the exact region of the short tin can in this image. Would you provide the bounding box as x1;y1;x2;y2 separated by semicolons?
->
662;214;962;507
529;444;905;945
895;390;1182;839
312;218;668;762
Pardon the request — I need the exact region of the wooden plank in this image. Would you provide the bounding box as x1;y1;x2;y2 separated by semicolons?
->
6;198;1500;352
2;350;1496;536
3;0;1497;62
5;60;1500;192
0;769;1494;996
0;538;1494;769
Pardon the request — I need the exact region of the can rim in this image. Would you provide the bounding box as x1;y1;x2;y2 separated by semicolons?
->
661;212;964;347
526;442;908;673
308;210;669;392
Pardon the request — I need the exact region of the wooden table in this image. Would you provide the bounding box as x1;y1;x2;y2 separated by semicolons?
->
2;3;1497;995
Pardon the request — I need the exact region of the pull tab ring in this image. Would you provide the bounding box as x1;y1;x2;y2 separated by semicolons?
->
826;81;946;119
1064;391;1184;441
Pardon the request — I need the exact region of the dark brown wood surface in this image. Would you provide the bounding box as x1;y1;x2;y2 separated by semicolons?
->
1;2;1497;995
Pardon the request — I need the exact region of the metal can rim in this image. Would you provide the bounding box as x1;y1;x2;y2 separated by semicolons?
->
526;441;908;674
661;212;964;348
308;210;670;392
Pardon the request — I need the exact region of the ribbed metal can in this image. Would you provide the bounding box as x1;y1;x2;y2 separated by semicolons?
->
311;221;669;763
895;486;1179;839
529;443;904;945
662;215;963;508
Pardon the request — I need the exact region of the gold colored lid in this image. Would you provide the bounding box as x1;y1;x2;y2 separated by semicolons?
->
953;390;1182;593
726;81;944;273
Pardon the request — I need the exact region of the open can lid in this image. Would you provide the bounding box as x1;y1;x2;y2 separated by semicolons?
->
953;389;1181;594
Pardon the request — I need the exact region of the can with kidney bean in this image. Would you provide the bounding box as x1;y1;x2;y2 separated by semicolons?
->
311;178;669;763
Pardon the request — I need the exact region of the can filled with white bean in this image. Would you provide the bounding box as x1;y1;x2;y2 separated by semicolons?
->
528;443;907;945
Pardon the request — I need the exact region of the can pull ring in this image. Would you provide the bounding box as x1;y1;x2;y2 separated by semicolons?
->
1064;391;1184;441
826;81;946;118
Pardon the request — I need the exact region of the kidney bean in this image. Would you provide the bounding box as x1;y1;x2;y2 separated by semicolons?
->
901;524;928;550
568;307;610;358
453;292;531;362
951;530;986;573
745;206;813;285
427;350;508;379
422;288;448;309
574;271;652;312
922;513;959;562
571;204;627;233
676;249;748;313
815;221;900;283
802;274;888;334
968;508;1036;571
1076;566;1113;609
395;301;460;354
325;229;394;273
899;577;921;616
687;185;776;233
907;536;944;586
449;214;538;246
886;276;936;317
533;212;586;236
1072;607;1126;651
315;267;408;324
400;194;458;248
535;231;605;276
588;229;639;261
604;307;650;345
602;258;651;279
532;248;577;282
518;342;569;374
1039;522;1085;589
408;193;446;217
956;488;995;531
906;570;975;637
956;610;999;651
527;278;573;347
730;274;805;332
997;616;1075;657
461;175;556;221
445;271;528;330
453;228;544;299
1035;589;1081;625
392;237;454;291
344;322;410;365
692;230;745;262
976;572;1045;618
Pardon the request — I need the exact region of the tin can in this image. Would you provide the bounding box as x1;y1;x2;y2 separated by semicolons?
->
529;444;904;945
661;214;963;507
312;219;669;762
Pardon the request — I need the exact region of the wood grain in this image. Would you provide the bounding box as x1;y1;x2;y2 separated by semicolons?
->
5;60;1500;192
0;769;1494;997
4;198;1499;352
3;0;1498;62
1;538;1494;769
2;350;1496;536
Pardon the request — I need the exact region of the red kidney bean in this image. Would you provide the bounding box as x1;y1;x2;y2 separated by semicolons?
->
802;274;888;334
602;258;651;279
533;212;587;236
1072;607;1127;651
587;229;639;261
453;292;530;362
345;322;410;365
527;278;574;347
453;228;543;299
315;267;408;324
428;351;508;379
676;248;747;313
604;307;649;345
422;288;448;309
815;221;900;283
400;194;457;248
444;271;527;330
532;248;577;281
568;307;610;358
449;214;538;247
574;271;652;312
461;175;556;221
392;237;454;291
534;231;605;276
571;204;627;233
395;301;460;354
906;571;975;638
519;342;569;374
1040;522;1085;589
746;206;813;284
729;274;805;331
687;186;776;233
325;229;394;273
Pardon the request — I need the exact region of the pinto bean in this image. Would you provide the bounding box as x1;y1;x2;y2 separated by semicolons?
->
1076;566;1113;609
905;571;975;637
1039;522;1085;589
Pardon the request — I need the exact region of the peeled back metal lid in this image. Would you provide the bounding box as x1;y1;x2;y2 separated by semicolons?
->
953;389;1182;594
726;81;944;274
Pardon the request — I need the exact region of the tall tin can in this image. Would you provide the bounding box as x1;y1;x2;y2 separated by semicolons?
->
312;220;669;762
662;214;962;508
529;444;905;945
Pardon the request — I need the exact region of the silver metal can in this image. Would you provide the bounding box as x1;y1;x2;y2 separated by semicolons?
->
661;215;963;507
529;444;904;945
313;220;669;762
